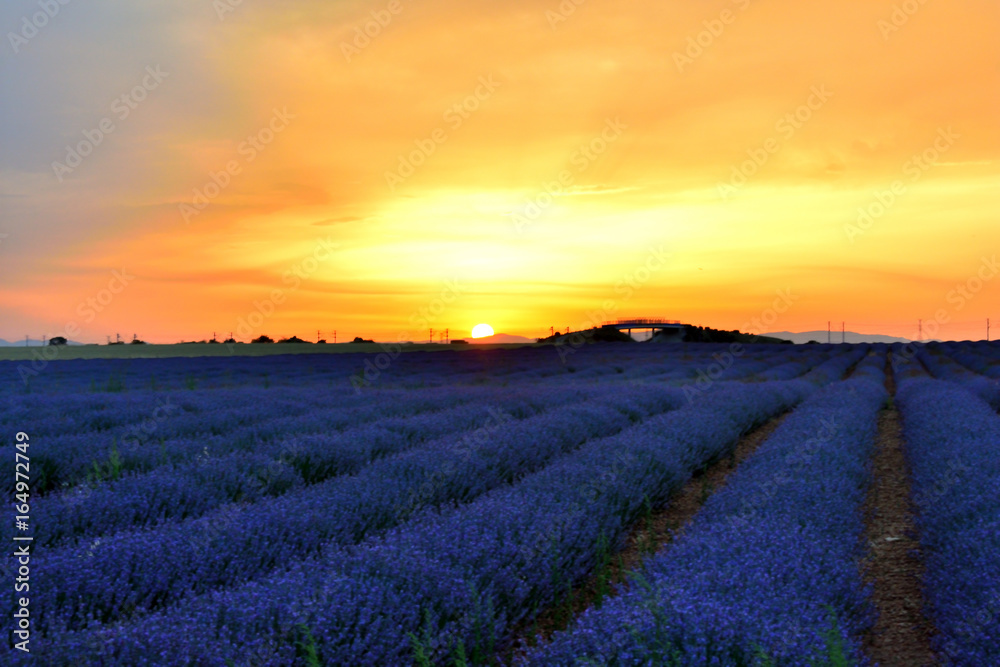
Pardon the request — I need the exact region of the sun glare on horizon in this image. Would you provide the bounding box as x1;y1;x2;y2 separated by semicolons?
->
471;323;494;339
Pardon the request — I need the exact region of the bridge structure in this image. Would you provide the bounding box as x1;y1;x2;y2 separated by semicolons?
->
602;318;685;340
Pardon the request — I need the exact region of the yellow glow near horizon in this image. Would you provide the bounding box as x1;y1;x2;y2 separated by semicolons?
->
471;324;495;338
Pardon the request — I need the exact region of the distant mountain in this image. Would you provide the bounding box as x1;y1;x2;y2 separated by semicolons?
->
465;333;536;344
765;330;911;345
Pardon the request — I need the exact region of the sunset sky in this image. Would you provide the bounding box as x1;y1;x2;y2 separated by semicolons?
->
1;0;998;343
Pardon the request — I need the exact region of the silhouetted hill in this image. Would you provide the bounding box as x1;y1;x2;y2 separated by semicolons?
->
537;326;634;345
682;326;790;345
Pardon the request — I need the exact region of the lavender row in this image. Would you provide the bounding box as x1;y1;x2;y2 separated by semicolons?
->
27;384;686;636
913;345;1000;408
19;383;595;547
4;348;547;395
1;383;362;436
896;375;1000;664
23;402;513;547
23;358;863;665
525;359;887;665
922;341;1000;381
13;377;602;499
2;384;455;496
4;344;770;396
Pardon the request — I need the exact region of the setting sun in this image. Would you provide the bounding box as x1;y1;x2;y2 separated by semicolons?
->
471;323;495;339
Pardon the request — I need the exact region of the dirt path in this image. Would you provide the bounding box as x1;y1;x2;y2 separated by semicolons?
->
862;354;938;666
502;412;789;662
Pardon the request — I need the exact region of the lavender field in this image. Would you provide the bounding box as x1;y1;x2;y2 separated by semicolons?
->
4;342;999;665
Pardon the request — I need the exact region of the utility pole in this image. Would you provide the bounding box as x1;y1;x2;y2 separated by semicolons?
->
429;328;433;344
445;328;449;344
827;321;831;344
918;319;923;341
25;335;28;347
988;318;991;342
333;330;337;344
842;322;845;344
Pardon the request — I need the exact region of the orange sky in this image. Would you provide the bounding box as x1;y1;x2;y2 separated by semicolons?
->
1;0;998;343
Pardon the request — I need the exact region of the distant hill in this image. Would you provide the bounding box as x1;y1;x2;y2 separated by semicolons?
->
765;330;911;345
465;333;536;344
0;338;85;347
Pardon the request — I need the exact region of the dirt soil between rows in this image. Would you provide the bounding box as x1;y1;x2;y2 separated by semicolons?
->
503;411;789;662
862;355;938;666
